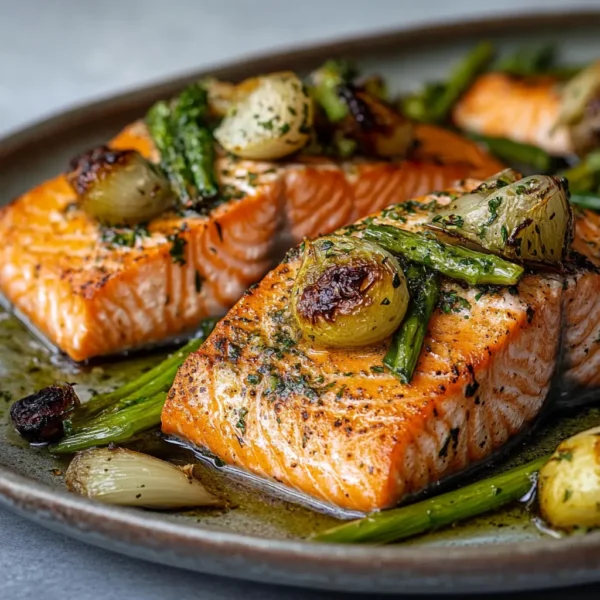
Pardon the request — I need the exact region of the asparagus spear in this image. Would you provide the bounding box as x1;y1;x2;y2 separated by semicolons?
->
570;193;600;211
51;393;167;454
70;318;218;426
363;226;524;286
146;100;193;203
146;82;218;203
172;83;219;198
400;83;445;122
469;134;554;172
428;42;494;123
180;124;218;198
399;43;493;123
561;150;600;194
384;266;440;384
312;454;548;544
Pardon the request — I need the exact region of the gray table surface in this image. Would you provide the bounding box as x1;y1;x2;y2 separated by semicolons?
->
2;1;600;598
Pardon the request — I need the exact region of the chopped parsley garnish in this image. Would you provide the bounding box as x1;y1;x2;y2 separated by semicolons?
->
100;224;150;248
432;214;464;228
247;374;262;385
258;118;276;131
235;407;249;434
486;196;503;226
438;291;471;314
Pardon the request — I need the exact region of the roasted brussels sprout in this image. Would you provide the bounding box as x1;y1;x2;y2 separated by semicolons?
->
291;236;409;348
214;72;313;160
427;170;573;264
67;146;173;226
557;61;600;155
538;426;600;530
10;383;80;444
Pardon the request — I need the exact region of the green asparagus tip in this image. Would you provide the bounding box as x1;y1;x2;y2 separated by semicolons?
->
469;134;554;172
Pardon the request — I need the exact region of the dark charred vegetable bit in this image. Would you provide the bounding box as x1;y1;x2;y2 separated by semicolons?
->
384;266;440;384
426;172;573;265
67;146;173;226
10;383;80;444
336;87;414;158
312;453;549;544
338;85;376;129
307;61;413;158
297;264;377;323
146;82;218;208
400;42;494;123
468;134;554;172
291;236;409;348
363;226;524;286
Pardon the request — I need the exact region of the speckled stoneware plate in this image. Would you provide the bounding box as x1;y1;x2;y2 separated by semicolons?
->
2;11;600;595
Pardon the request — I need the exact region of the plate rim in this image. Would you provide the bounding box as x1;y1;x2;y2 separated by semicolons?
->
2;8;600;594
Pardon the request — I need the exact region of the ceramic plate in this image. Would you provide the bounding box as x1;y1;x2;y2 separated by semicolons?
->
2;10;600;595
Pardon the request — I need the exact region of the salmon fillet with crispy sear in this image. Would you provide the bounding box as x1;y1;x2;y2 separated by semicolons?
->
163;184;600;512
452;73;571;155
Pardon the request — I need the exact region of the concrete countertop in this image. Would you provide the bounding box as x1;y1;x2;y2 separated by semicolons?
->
1;1;600;598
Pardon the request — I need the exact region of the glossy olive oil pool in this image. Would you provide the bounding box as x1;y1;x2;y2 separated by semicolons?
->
0;306;598;544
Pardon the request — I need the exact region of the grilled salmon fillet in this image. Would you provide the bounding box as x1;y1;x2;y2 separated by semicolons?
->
0;121;502;361
453;73;571;156
163;184;600;512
